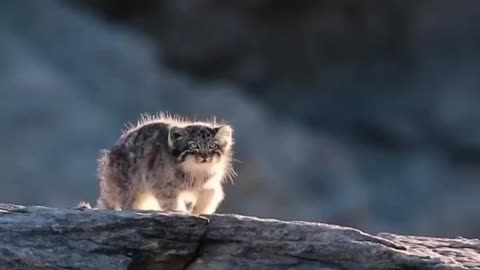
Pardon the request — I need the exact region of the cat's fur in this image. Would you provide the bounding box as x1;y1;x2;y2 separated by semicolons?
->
85;113;235;215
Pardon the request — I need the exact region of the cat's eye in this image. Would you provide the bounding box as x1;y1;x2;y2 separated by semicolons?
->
208;142;218;149
188;142;199;149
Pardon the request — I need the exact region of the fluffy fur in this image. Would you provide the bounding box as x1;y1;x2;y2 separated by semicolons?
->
85;112;236;215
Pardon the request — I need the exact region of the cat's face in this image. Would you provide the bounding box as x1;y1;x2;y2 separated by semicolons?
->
168;124;233;164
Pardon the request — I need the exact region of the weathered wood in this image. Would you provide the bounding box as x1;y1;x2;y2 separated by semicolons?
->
0;204;478;270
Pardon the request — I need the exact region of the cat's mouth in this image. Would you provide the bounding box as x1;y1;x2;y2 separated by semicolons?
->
195;156;213;163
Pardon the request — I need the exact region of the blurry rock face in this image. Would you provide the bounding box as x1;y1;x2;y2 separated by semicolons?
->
1;0;480;238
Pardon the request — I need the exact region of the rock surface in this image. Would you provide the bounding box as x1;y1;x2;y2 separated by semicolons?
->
0;203;479;270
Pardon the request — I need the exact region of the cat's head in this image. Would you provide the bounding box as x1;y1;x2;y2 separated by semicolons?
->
168;124;233;164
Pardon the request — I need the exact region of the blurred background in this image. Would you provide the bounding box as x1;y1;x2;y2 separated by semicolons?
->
1;0;480;238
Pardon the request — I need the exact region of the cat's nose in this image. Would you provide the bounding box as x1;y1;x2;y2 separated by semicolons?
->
196;154;207;162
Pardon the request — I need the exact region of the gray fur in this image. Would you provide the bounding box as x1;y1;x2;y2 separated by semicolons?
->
92;113;235;214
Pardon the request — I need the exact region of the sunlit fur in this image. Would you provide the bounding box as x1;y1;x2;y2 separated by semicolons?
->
123;112;222;136
90;112;236;215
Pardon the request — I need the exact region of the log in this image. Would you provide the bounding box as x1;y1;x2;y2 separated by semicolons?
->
0;204;478;270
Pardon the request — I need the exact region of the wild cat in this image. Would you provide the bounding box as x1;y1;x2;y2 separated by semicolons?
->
79;113;236;215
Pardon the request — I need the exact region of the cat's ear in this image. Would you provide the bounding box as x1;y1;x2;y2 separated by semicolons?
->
214;125;233;148
168;126;188;149
215;125;233;139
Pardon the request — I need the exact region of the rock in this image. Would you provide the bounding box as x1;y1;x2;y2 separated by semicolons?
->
1;203;479;270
